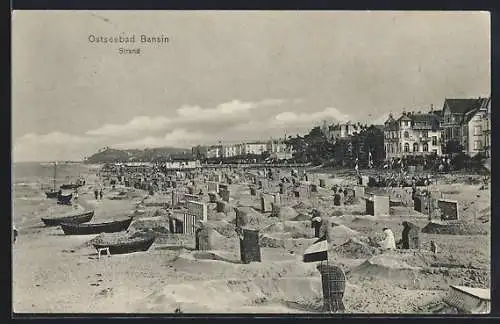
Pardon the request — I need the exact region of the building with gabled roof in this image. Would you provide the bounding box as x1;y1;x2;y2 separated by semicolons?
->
461;97;490;157
440;98;484;153
384;109;442;160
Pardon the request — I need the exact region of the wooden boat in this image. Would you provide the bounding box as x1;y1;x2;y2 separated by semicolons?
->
60;217;134;235
57;192;73;205
60;184;81;190
45;190;59;199
41;210;94;227
92;233;155;254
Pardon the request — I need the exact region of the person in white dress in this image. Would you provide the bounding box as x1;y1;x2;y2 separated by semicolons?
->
380;227;396;250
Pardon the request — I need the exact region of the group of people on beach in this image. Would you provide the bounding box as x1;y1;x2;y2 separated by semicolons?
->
94;189;103;200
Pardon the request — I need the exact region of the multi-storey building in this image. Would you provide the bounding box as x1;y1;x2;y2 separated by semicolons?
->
206;145;222;158
190;139;292;160
222;144;239;158
242;142;268;155
440;98;483;152
191;145;208;159
322;121;363;143
462;97;491;157
266;139;288;154
384;111;442;160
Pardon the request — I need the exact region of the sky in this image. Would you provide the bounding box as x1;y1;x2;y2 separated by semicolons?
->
12;11;490;162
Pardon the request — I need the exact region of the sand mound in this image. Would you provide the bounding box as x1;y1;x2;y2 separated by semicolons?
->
136;277;324;313
351;216;377;224
209;228;236;249
421;222;488;235
178;249;240;264
261;221;312;239
333;237;381;259
90;230;154;245
233;206;267;228
292;213;310;221
142;195;171;207
130;217;170;235
234;196;255;208
352;254;421;281
292;201;313;210
327;224;361;245
278;207;299;220
262;222;285;233
209;220;238;238
153;208;169;217
259;233;293;248
207;210;226;221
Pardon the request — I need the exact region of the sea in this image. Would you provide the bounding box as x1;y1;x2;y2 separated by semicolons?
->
12;162;93;229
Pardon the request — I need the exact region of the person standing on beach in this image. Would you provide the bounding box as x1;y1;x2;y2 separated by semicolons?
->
99;189;103;200
380;228;396;250
94;189;99;200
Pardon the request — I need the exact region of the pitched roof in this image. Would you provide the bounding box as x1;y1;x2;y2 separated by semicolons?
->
397;114;412;121
463;106;483;124
384;116;396;124
411;113;440;124
432;110;444;118
443;98;482;114
480;97;491;109
410;113;440;130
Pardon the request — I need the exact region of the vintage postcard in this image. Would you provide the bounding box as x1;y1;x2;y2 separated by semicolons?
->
12;10;491;314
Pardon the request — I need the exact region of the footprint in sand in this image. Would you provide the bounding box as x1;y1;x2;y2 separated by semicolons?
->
97;288;113;297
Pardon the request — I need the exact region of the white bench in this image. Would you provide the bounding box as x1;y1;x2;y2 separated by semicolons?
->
98;247;111;259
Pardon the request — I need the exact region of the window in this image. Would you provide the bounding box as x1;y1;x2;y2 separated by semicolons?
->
413;143;419;152
474;141;482;150
474;126;482;136
422;131;428;138
423;143;428;152
404;143;410;152
404;131;409;138
432;136;437;146
399;143;402;152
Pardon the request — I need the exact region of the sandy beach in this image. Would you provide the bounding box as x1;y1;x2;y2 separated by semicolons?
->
12;164;490;314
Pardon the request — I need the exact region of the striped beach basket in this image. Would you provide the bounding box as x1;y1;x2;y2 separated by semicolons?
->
444;285;490;314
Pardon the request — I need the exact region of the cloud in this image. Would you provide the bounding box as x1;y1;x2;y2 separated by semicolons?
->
86;116;171;137
113;129;206;149
13;132;101;162
372;113;390;125
86;98;288;138
176;100;254;119
13;99;350;161
272;107;350;127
